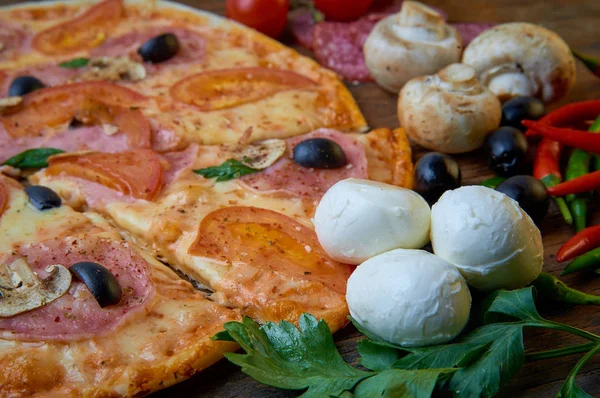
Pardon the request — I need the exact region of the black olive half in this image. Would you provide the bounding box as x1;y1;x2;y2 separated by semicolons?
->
138;33;180;64
496;175;549;225
483;127;529;177
68;118;85;129
293;138;347;169
413;152;461;204
24;185;62;210
501;96;546;131
70;262;122;308
8;75;45;97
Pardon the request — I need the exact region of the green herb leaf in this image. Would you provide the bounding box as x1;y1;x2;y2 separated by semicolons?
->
448;324;525;398
558;345;600;398
59;57;89;68
485;287;543;323
211;330;235;342
194;159;259;182
221;314;371;397
356;340;400;371
2;148;64;169
353;368;454;398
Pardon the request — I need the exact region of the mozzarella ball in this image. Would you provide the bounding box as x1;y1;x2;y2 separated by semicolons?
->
347;249;471;347
313;178;431;264
431;186;543;291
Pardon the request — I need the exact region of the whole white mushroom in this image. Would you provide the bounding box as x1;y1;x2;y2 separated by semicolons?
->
431;186;543;291
363;1;461;93
398;63;502;153
347;249;472;347
313;178;430;265
462;22;576;104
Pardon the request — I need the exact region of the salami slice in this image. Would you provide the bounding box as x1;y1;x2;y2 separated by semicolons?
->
289;10;316;50
0;235;154;341
313;22;372;82
451;23;496;46
240;128;368;199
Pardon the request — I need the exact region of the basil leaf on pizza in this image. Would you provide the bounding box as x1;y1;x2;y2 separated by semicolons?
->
2;148;65;169
194;158;260;182
59;57;90;68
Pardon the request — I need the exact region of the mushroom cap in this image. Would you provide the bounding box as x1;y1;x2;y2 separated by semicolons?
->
398;63;502;154
364;1;462;93
462;22;576;104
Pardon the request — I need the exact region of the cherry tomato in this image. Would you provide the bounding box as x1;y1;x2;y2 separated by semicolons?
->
225;0;289;38
314;0;373;21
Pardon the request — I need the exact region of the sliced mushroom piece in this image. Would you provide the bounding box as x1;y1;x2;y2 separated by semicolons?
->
221;139;287;169
0;258;71;317
0;96;22;113
79;56;146;82
462;23;576;104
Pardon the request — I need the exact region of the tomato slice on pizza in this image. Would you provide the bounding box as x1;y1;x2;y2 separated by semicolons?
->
32;0;124;55
46;149;163;201
170;67;317;111
0;179;6;218
190;206;351;294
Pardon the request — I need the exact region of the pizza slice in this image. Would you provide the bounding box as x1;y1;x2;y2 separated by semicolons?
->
0;0;367;145
31;127;412;332
0;175;239;396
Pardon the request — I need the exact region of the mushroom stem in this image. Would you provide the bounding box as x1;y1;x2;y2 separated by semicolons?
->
481;64;537;101
393;1;446;42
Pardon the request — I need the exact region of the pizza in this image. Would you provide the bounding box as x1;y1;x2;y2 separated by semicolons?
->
0;0;414;395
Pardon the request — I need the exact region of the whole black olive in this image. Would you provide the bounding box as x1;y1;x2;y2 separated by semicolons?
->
8;76;45;97
501;96;546;131
293;138;347;169
24;185;62;210
483;127;528;177
496;175;549;224
414;152;461;204
138;33;180;64
70;262;122;308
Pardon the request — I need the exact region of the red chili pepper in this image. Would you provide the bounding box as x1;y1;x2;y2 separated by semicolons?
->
533;138;572;224
557;224;600;262
547;169;600;196
525;99;600;135
523;121;600;153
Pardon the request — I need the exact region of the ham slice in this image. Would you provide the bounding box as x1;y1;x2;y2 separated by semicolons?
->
240;128;368;199
0;64;80;97
0;235;154;341
0;125;131;164
91;27;206;69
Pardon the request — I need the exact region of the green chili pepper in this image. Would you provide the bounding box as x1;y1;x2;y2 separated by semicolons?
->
481;176;505;189
532;272;600;305
562;247;600;275
564;116;600;232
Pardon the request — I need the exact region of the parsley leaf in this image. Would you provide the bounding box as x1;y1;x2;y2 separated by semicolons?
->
356;340;400;371
353;368;455;398
558;345;600;398
194;159;259;182
216;314;371;397
2;148;64;169
59;57;89;68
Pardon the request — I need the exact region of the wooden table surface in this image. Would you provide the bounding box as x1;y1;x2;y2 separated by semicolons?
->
2;0;598;396
148;1;600;397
